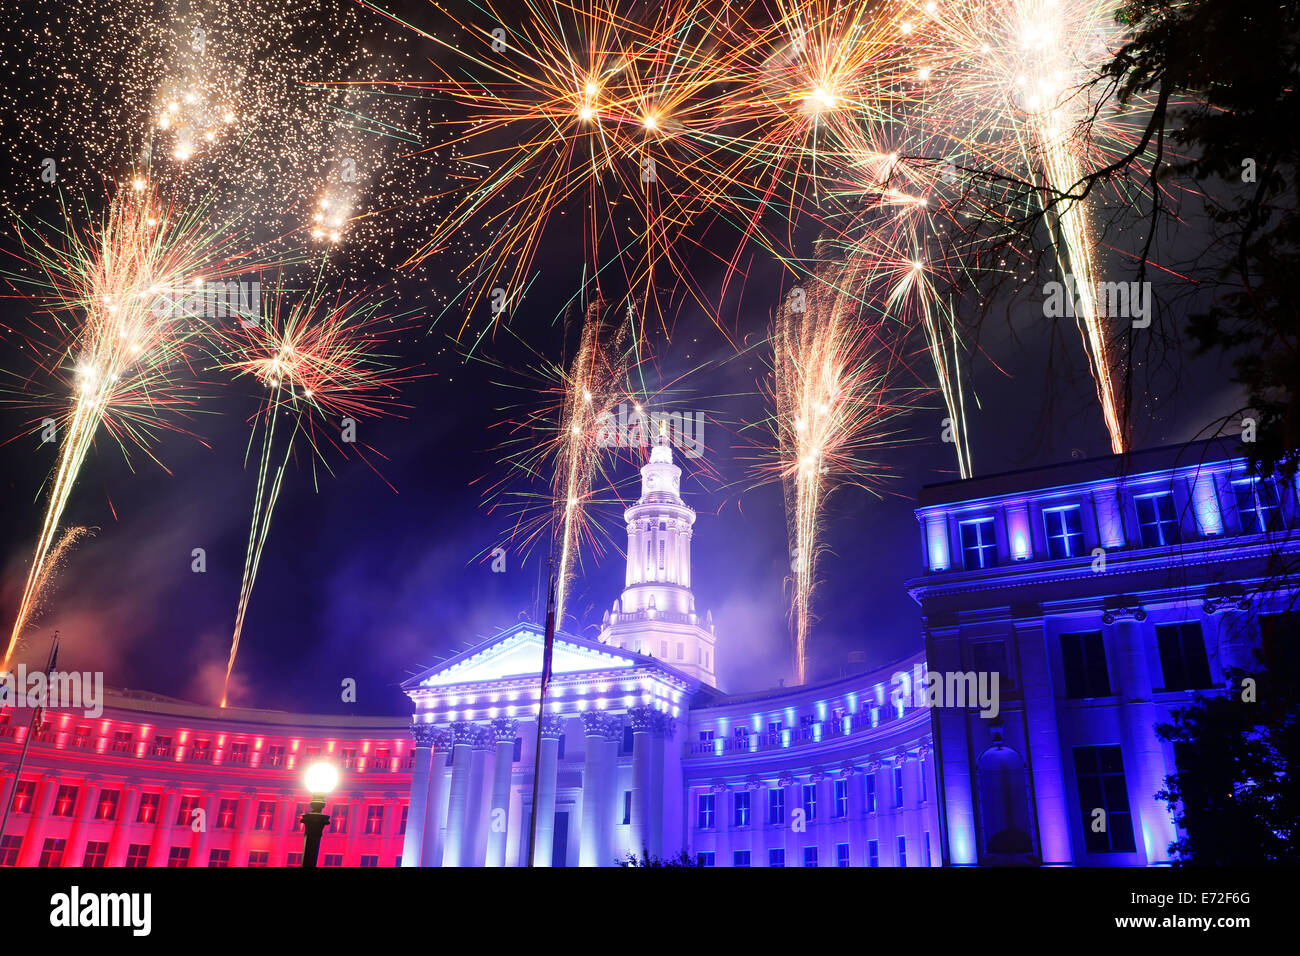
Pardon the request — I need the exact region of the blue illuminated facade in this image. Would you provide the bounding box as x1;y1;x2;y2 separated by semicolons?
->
910;438;1293;865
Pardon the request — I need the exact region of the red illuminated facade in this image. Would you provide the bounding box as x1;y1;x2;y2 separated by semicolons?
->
0;689;411;867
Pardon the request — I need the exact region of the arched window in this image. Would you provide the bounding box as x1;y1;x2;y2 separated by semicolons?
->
976;743;1035;861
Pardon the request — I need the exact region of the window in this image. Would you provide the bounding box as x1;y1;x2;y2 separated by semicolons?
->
919;761;927;802
227;742;249;764
177;795;200;827
734;791;751;827
266;744;285;767
867;839;879;867
342;748;357;770
959;516;997;569
365;805;384;835
137;792;159;824
1073;745;1136;853
12;781;34;813
329;804;349;834
1061;631;1112;698
167;846;190;867
125;844;151;867
897;835;907;867
208;849;231;867
216;798;238;829
360;855;379;867
1043;505;1085;558
95;790;119;821
768;848;785;867
1233;478;1281;533
1156;622;1213;691
768;787;785;825
150;735;172;758
255;800;276;831
836;843;850;867
53;785;78;817
803;845;818;867
72;726;92;748
38;838;65;867
190;739;213;762
733;850;750;867
112;731;134;753
698;851;714;867
622;791;631;826
322;854;343;867
399;805;408;835
0;714;12;738
622;725;633;754
1136;492;1180;547
247;851;269;867
293;803;308;832
513;737;523;762
0;835;20;866
767;720;783;736
801;783;817;821
557;735;566;761
972;642;1010;693
697;793;715;829
698;729;715;743
676;643;684;660
287;852;303;867
866;773;877;813
893;765;904;808
925;832;932;866
82;841;108;867
371;749;391;772
834;779;848;818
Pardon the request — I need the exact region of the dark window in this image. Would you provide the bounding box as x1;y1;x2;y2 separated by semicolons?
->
804;845;819;867
399;805;408;835
1044;505;1085;558
1156;623;1213;691
287;852;303;867
621;725;633;754
836;843;850;867
698;851;714;867
207;849;230;867
72;726;92;748
150;735;172;758
897;835;907;867
38;838;65;867
125;844;150;867
266;744;285;767
622;790;631;826
835;778;848;818
867;839;879;867
111;731;133;753
1136;493;1180;547
359;855;379;867
167;846;190;867
82;841;108;867
365;805;384;835
802;783;817;821
768;787;784;825
1061;631;1112;698
247;851;269;867
329;804;348;834
768;848;785;867
959;517;997;569
0;835;20;866
893;765;905;807
216;798;238;829
322;853;343;867
227;742;249;764
733;850;750;867
971;641;1009;687
1073;745;1136;853
1233;478;1281;533
512;737;522;762
866;773;877;813
556;735;566;761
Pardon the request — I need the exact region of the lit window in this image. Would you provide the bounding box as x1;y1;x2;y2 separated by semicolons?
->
958;517;997;569
1043;505;1084;558
867;839;879;867
697;793;715;829
834;778;848;818
733;791;750;827
1233;478;1281;533
801;783;817;821
1135;492;1180;547
768;787;784;825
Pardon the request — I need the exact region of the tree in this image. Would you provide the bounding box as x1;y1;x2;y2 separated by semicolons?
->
617;848;703;867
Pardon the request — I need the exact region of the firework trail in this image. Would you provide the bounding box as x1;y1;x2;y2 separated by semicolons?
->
767;262;920;683
1;184;257;668
210;283;411;706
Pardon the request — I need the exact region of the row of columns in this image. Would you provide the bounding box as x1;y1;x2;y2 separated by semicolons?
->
403;706;676;866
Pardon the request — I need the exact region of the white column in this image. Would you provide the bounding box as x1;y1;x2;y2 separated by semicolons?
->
628;706;654;858
649;712;668;858
401;722;438;867
63;777;101;867
579;711;606;866
531;714;565;866
602;719;623;864
485;718;518;867
463;729;493;866
441;721;478;868
424;729;452;866
148;788;181;866
17;774;59;866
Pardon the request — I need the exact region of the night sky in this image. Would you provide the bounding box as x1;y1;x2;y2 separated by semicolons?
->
0;0;1243;716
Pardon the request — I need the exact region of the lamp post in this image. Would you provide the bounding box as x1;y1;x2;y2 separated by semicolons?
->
300;762;339;868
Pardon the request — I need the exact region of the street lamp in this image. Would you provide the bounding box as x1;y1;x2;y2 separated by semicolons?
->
300;761;339;868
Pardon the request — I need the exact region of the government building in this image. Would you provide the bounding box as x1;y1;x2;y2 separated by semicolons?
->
0;437;1291;866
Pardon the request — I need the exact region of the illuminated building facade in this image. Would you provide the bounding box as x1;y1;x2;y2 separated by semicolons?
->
0;439;1285;866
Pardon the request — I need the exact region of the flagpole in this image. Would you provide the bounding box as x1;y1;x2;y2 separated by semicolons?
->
0;632;59;846
525;558;558;867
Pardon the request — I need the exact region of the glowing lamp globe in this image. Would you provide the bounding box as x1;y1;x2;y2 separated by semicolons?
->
304;761;339;796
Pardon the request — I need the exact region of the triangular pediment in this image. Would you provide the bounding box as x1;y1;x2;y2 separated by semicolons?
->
404;623;640;690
